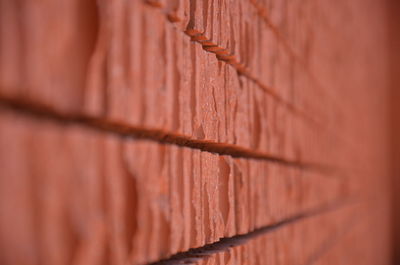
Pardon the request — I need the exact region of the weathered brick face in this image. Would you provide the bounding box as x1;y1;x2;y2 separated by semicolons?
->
0;0;393;264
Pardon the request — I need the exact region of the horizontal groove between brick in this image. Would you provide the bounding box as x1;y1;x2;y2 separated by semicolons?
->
0;94;340;176
143;0;353;156
147;198;358;265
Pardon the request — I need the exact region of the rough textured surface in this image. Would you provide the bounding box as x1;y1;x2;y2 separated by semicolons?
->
0;0;393;264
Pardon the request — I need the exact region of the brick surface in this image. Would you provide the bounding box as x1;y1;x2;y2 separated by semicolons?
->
0;0;364;170
0;0;393;264
0;109;349;265
191;203;362;265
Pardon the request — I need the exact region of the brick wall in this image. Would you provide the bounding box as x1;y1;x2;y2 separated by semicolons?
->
0;0;393;264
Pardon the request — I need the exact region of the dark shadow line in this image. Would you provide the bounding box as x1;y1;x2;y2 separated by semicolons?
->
0;94;340;176
147;198;358;265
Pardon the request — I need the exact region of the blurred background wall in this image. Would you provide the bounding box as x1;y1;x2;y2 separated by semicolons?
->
390;0;400;263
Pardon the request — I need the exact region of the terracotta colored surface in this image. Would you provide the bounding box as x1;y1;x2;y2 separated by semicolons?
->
190;203;363;265
0;0;380;168
0;0;393;264
0;109;349;264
